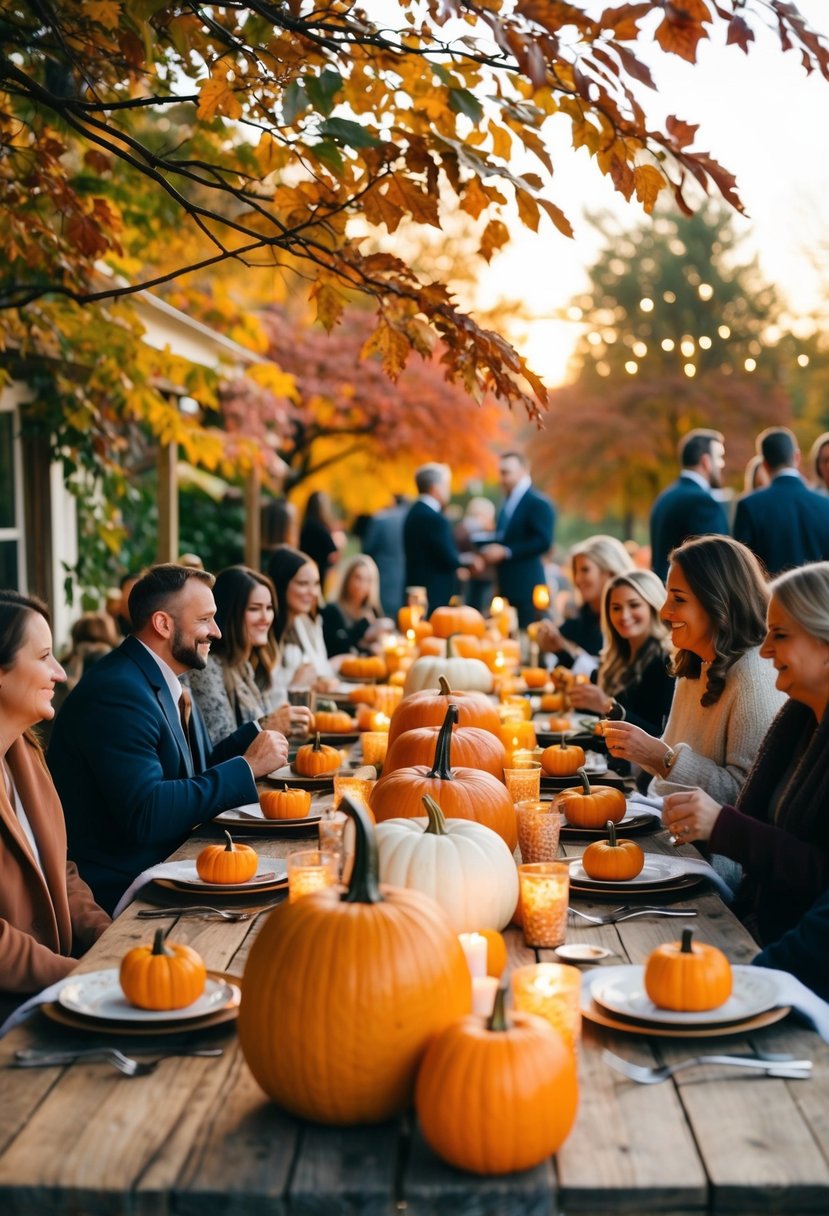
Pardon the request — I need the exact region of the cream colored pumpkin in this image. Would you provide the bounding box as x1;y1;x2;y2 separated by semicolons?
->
404;657;493;696
375;796;518;932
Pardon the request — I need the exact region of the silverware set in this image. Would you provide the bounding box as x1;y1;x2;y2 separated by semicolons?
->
602;1048;813;1084
137;905;271;922
12;1046;223;1077
569;905;698;925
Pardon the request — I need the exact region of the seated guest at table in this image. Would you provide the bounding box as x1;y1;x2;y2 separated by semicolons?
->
186;566;313;749
321;555;395;658
268;546;340;690
48;565;289;913
807;431;829;497
536;535;633;675
603;536;785;805
569;569;674;738
754;887;829;1000
661;562;829;947
0;592;110;1004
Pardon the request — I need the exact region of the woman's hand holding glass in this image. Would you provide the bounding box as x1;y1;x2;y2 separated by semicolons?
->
569;682;610;714
601;720;667;771
536;620;565;653
662;788;722;844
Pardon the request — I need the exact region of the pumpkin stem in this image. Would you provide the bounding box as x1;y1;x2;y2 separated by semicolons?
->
151;928;172;957
606;819;617;848
438;675;452;697
577;767;592;796
312;732;322;752
559;733;567;749
223;830;235;852
339;793;384;906
487;982;510;1032
427;702;458;781
680;927;695;955
422;794;448;836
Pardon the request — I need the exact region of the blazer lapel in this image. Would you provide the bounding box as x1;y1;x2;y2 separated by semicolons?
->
121;637;194;776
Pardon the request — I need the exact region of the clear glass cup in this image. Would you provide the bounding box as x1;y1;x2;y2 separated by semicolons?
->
504;761;542;803
332;774;375;812
511;962;582;1055
515;800;562;863
318;811;348;879
287;849;337;903
287;686;317;736
518;860;569;948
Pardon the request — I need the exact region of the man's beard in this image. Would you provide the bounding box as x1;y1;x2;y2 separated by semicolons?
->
171;626;208;670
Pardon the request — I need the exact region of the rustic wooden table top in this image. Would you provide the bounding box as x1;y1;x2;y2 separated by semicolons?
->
1;801;827;1215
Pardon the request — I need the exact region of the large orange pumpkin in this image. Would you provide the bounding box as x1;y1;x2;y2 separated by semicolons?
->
388;675;501;744
415;986;578;1175
371;705;517;851
238;796;472;1124
313;710;356;734
430;605;487;639
554;769;626;828
383;723;506;779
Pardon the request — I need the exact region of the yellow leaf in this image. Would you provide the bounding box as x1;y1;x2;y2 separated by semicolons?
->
360;319;410;380
479;219;510;262
248;362;299;402
82;0;121;30
197;75;243;122
384;176;441;228
633;164;666;213
310;281;346;331
515;187;540;232
459;177;490;221
489;120;513;161
256;131;289;175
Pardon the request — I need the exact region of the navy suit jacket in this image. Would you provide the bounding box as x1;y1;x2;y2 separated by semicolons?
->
733;474;829;576
403;499;459;612
650;475;728;582
48;636;259;913
496;486;556;626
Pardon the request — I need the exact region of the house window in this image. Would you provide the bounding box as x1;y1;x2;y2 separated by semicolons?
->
0;396;25;590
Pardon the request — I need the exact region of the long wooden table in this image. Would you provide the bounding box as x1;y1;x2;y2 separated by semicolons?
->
1;813;828;1215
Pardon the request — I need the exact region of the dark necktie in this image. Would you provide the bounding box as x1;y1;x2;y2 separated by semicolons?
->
178;688;194;764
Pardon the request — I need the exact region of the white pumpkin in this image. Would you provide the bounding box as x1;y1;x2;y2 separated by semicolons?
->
404;656;493;696
375;796;518;931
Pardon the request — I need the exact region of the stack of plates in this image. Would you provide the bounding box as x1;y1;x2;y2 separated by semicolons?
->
560;809;659;840
568;856;704;900
154;860;288;897
44;970;241;1036
583;964;789;1038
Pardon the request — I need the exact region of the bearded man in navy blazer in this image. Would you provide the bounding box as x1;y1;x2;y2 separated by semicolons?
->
650;429;729;582
48;565;289;913
480;452;556;628
734;427;829;576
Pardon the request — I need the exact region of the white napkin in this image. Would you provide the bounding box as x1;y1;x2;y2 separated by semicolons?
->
0;979;70;1039
626;790;664;819
111;856;287;919
215;801;266;821
580;965;829;1045
662;855;735;902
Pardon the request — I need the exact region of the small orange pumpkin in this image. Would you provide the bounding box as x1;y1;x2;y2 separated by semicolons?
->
540;691;567;713
293;732;342;776
554;769;626;828
313;710;356;734
521;666;549;689
478;929;508;979
547;714;573;733
196;831;259;883
339;654;388;680
644;927;733;1012
260;785;312;820
541;736;585;777
581;819;644;881
429;605;487;638
120;929;206;1010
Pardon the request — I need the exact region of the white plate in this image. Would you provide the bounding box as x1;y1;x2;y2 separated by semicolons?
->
167;858;287;892
589;964;780;1026
58;970;241;1023
556;944;613;962
569;856;684;888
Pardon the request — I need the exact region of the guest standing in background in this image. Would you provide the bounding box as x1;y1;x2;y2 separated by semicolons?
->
403;464;470;613
300;491;345;589
362;494;410;618
322;555;394;657
455;496;497;613
649;428;728;582
480;451;555;628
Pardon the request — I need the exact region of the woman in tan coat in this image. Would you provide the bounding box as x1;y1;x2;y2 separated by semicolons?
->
0;591;109;1006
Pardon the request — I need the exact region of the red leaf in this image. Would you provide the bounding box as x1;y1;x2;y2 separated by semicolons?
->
726;16;754;53
666;115;699;149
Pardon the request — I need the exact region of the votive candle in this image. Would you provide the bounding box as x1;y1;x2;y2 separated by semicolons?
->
518;860;569;947
511;962;582;1055
361;731;389;768
515;800;562;863
287;849;337;904
458;931;488;979
504;761;542;804
471;975;499;1018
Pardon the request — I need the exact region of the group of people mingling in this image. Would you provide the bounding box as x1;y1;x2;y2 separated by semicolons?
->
2;427;829;1021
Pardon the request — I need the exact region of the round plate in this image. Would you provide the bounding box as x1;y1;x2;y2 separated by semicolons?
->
57;970;241;1025
569;873;705;901
556;943;613;962
560;812;659;839
569;856;684;888
542;772;627;793
215;810;322;835
42;971;241;1036
589;965;780;1027
267;764;338;791
581;999;790;1039
153;859;287;895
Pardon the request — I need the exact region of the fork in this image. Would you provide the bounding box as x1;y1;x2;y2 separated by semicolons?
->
569;905;698;925
13;1047;223;1075
137;905;268;922
602;1048;813;1084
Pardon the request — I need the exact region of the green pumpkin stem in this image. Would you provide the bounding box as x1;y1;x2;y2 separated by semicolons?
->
487;982;510;1032
422;794;448;836
223;830;235;852
339;793;384;906
606;819;617;848
576;767;592;796
427;702;458;781
151;928;172;957
680;927;695;954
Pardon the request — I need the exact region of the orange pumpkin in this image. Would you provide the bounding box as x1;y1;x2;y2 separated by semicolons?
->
551;667;577;690
371;705;518;851
430;605;487;639
644;928;733;1012
339;654;388;681
293;733;342;776
547;714;573;733
388;675;501;744
478;929;508;979
541;737;585;777
196;831;259;883
383;723;506;780
348;684;377;705
120;929;206;1011
415;986;578;1175
554;769;626;828
238;796;472;1124
581;819;644;880
260;785;312;820
539;691;567;713
313;710;356;734
521;666;549;689
417;636;447;657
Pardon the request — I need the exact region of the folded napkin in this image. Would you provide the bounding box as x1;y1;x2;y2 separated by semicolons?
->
663;855;734;903
111;856;287;920
626;790;664;819
0;979;70;1039
215;801;266;821
751;967;829;1043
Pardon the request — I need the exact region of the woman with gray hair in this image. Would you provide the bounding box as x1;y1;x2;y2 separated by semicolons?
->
661;560;829;946
537;534;634;674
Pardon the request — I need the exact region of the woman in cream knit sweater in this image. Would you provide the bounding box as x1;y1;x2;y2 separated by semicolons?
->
604;536;784;805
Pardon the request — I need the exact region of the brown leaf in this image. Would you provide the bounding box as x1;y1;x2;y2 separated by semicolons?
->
666;115;699;148
384;176;441;228
459;177;490;220
360;318;410;380
726;16;754;53
310;281;346;331
66;213;110;258
597;4;653;41
654;13;710;63
479;219;510;262
537;197;574;238
515;187;541;232
362;185;404;233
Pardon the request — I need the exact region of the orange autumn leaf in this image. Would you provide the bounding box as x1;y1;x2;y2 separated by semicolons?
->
633;164;666;213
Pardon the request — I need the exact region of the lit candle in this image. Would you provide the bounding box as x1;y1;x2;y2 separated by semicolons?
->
515;800;562;864
471;975;499;1018
504;761;542;804
361;731;389;768
490;596;505;616
287;849;337;904
332;774;375;811
532;584;551;612
511;962;582;1056
517;861;569;948
369;711;391;733
458;931;488;978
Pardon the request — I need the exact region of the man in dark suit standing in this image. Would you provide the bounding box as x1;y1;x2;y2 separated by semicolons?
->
48;565;289;912
480;452;556;628
650;429;728;582
403;463;468;613
734;427;829;575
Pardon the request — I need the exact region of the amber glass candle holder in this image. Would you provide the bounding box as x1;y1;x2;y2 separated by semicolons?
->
287;849;337;904
332;774;375;811
511;962;582;1056
518;860;569;947
504;761;542;804
515;800;562;863
361;732;389;769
